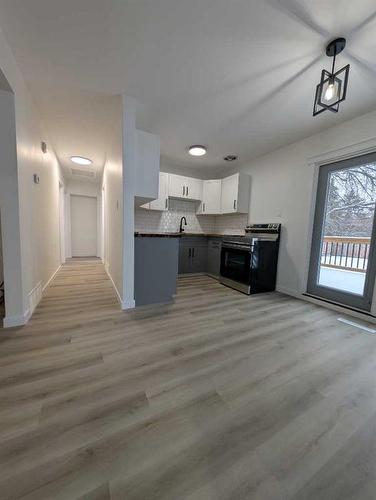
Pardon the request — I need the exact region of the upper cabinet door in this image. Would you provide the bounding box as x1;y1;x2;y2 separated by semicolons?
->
199;179;222;214
169;174;186;198
221;174;239;213
168;174;203;200
221;173;250;214
185;177;203;200
149;172;169;211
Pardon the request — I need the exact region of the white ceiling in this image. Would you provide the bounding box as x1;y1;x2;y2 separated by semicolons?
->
0;0;376;178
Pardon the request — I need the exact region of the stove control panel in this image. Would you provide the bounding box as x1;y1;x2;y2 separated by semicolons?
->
245;223;281;233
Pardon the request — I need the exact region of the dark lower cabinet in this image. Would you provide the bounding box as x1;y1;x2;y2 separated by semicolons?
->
179;237;208;274
191;244;208;273
178;245;192;274
207;238;222;278
179;237;221;277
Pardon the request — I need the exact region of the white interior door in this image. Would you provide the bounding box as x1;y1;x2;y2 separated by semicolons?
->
71;195;98;257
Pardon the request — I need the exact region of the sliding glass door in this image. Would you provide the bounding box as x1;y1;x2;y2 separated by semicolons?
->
307;152;376;311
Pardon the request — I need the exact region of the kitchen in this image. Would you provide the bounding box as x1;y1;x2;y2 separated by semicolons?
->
3;1;376;498
134;170;281;306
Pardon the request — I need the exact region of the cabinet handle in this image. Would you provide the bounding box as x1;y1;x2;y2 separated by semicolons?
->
192;247;195;258
189;248;191;258
203;202;205;212
165;198;168;209
233;199;237;210
186;186;189;197
183;186;185;196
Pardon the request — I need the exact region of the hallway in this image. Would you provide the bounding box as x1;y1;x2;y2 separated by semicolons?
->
1;260;376;499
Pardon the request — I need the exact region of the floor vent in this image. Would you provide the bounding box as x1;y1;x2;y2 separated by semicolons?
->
71;167;96;178
337;317;376;334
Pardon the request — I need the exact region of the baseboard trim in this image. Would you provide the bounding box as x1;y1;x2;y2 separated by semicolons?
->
104;267;123;306
276;285;302;299
206;273;220;281
43;265;62;292
3;309;31;328
122;298;136;310
29;281;42;315
2;264;64;329
276;285;376;325
133;299;174;310
178;272;207;278
303;292;376;323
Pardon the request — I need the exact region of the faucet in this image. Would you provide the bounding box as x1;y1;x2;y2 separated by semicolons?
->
179;216;187;233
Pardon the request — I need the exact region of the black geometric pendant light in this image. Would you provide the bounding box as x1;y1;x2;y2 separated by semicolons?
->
313;38;350;116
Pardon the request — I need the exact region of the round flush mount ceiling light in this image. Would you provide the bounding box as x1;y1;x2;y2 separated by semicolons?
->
70;156;93;166
188;145;207;157
224;155;238;162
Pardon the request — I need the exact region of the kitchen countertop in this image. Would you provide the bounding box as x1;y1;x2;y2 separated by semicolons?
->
134;232;181;238
134;232;245;238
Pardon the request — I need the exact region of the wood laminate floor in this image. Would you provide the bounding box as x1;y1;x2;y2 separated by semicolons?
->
1;258;376;499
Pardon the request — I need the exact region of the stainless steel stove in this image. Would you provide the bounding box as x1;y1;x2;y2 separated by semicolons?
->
220;224;281;294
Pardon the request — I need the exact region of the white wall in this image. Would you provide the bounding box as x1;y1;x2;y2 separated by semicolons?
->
101;98;124;302
0;29;64;327
237;108;376;316
102;96;160;310
65;178;101;259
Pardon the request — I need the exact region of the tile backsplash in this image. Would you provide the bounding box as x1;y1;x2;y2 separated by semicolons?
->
213;213;248;235
135;199;248;235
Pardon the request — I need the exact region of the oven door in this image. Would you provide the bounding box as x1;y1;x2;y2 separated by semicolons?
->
220;245;251;286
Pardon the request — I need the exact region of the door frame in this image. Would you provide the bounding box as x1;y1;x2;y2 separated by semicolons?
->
58;182;66;264
101;184;108;267
303;138;376;318
307;152;376;311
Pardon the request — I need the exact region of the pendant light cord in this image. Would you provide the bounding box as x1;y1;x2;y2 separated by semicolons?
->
331;53;336;76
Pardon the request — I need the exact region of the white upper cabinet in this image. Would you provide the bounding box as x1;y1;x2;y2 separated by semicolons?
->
141;172;169;211
142;171;250;215
149;172;169;211
185;177;203;200
168;174;185;198
169;174;203;200
135;130;160;200
197;179;222;215
221;173;250;214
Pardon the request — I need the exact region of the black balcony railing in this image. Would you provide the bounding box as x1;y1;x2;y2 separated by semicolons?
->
321;236;370;273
